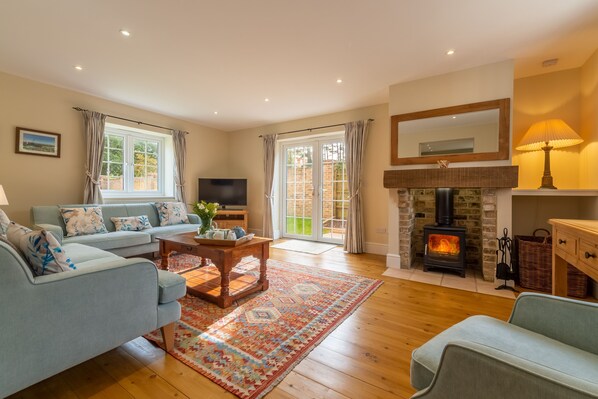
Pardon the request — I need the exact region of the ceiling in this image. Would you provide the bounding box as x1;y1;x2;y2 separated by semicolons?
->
1;1;598;132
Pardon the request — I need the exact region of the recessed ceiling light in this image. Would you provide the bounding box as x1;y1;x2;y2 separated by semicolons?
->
336;78;343;84
74;65;83;71
264;98;270;102
214;111;218;115
452;116;457;119
542;58;558;67
446;49;455;55
120;29;131;37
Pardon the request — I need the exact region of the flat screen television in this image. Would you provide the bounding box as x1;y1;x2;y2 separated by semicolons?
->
198;178;247;208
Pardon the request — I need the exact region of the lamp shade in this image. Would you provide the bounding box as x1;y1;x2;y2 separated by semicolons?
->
0;185;8;206
516;119;583;151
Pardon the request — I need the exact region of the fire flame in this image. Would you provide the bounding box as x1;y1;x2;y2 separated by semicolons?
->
428;234;460;256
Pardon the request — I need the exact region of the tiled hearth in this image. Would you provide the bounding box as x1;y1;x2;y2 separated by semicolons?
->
382;261;516;299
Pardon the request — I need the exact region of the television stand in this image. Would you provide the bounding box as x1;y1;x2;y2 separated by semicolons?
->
214;209;248;231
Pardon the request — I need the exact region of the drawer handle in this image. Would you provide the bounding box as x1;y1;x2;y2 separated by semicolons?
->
584;251;596;259
558;239;567;244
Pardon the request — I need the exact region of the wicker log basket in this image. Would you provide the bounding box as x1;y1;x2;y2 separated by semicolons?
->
516;228;588;298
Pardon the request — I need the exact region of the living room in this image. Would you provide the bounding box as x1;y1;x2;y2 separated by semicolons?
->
1;1;598;398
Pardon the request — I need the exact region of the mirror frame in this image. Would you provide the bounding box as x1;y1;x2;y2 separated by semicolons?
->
390;98;510;165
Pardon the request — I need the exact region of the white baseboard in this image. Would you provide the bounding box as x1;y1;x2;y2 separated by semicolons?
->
365;242;388;255
386;253;401;269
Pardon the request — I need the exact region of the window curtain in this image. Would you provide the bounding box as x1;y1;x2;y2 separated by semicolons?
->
262;134;278;238
172;130;187;204
82;111;107;204
344;120;370;253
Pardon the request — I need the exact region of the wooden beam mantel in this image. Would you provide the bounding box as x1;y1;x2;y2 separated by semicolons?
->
383;166;519;188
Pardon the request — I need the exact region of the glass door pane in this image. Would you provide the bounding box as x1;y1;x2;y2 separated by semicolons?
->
320;141;347;243
283;145;314;239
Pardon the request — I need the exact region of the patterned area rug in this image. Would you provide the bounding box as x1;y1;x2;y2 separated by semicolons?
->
146;254;382;399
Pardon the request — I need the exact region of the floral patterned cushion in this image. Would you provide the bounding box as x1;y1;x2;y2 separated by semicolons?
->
155;202;189;226
19;229;76;275
6;222;31;253
0;208;10;238
60;207;108;237
111;215;152;231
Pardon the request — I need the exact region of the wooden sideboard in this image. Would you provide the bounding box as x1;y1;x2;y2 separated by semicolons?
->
214;209;248;231
549;219;598;297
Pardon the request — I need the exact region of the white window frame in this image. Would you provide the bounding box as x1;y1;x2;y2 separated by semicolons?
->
101;123;175;199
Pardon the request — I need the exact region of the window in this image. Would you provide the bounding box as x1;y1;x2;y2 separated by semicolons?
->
100;123;174;198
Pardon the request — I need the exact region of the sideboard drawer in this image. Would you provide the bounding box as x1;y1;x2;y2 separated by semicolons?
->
579;240;598;269
555;230;577;256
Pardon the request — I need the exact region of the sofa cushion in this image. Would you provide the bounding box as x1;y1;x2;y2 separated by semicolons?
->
6;222;31;256
155;202;189;226
157;269;186;304
61;207;108;237
64;231;151;250
410;315;598;390
125;203;161;228
62;243;121;264
0;209;9;237
144;224;202;242
20;229;76;275
111;215;152;231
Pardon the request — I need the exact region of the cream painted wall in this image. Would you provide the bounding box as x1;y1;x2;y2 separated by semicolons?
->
0;72;229;226
386;60;514;267
512;68;582;189
227;104;389;254
580;49;598;189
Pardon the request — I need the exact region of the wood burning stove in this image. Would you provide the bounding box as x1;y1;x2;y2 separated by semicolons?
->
423;188;467;277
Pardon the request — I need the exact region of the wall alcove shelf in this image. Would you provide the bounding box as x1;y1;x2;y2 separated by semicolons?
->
512;189;598;197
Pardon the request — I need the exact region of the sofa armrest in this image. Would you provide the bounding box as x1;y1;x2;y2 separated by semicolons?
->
187;213;200;224
33;223;64;243
508;292;598;355
411;341;598;399
0;257;162;398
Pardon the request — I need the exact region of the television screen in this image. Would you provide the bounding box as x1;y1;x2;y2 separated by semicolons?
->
198;178;247;207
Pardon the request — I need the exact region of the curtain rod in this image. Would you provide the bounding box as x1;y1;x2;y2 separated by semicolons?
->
258;118;374;138
72;107;188;134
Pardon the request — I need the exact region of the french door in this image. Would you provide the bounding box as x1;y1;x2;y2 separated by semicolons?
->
281;135;348;244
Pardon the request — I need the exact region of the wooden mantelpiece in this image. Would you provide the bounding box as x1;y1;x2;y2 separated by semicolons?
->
383;166;518;188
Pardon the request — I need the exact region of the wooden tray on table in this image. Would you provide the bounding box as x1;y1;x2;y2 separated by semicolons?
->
193;233;254;246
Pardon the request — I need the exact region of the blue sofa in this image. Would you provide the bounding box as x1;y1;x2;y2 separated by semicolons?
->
410;293;598;398
31;203;201;257
0;238;186;397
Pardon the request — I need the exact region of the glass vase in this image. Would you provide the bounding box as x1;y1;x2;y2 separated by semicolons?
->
198;216;215;236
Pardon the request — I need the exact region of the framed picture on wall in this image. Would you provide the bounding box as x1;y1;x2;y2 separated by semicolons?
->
15;127;61;158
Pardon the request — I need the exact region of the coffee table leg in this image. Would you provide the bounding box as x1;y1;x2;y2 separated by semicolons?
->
159;241;170;271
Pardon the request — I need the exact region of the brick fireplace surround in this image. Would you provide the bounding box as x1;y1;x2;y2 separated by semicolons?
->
384;166;519;281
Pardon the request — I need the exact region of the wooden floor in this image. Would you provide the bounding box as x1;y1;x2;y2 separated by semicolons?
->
10;244;516;399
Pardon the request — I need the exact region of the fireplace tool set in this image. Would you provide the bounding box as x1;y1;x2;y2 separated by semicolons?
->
495;228;518;292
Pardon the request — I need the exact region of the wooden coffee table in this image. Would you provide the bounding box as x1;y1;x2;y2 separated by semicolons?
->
157;232;272;308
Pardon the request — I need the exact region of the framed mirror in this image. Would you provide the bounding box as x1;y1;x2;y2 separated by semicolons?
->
390;98;510;165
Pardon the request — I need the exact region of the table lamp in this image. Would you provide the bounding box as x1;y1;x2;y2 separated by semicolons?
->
515;119;583;189
0;185;8;206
